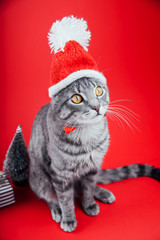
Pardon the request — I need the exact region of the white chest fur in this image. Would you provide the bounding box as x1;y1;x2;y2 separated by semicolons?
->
49;118;109;181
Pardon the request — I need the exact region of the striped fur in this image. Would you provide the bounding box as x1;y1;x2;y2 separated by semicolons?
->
7;77;159;232
29;77;110;232
98;164;156;184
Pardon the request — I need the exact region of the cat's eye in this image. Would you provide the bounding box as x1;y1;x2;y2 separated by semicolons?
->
95;86;103;96
72;94;83;104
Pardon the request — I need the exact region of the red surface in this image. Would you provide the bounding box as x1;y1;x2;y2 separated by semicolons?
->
0;0;160;239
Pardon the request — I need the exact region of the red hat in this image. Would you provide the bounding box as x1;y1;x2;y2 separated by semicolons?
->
48;16;106;98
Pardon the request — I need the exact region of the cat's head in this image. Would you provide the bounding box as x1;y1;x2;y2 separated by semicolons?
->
51;77;109;126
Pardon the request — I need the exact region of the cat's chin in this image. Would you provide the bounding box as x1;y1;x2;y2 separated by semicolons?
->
81;114;105;125
90;114;105;124
66;114;106;127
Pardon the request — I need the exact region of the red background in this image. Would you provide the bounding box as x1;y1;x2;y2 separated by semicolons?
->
0;0;160;239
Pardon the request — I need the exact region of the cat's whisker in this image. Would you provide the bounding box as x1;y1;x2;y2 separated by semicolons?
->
108;103;141;122
107;111;125;130
109;112;136;133
117;110;139;133
106;105;141;133
108;108;140;125
110;99;132;103
107;110;132;131
108;104;140;121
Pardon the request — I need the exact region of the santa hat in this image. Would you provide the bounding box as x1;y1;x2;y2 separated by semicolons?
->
48;16;106;98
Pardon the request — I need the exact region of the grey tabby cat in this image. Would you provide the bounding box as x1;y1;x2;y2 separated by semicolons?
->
3;16;160;233
28;77;157;232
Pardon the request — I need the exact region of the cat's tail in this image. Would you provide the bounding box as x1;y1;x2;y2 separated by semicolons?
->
3;125;29;186
97;164;160;184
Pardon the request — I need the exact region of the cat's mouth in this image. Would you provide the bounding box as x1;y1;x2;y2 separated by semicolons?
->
93;105;108;118
82;104;108;123
64;105;108;131
64;112;107;134
93;112;105;120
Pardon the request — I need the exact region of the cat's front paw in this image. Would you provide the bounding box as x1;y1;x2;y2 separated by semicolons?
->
94;186;116;203
51;207;62;223
60;219;77;232
83;202;100;216
94;186;116;204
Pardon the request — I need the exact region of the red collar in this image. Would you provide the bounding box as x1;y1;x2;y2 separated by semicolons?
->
64;125;77;134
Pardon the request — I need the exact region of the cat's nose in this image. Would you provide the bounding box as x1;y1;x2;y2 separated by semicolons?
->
94;105;100;113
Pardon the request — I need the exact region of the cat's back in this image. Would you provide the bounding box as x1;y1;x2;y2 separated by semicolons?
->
33;103;50;126
29;103;50;155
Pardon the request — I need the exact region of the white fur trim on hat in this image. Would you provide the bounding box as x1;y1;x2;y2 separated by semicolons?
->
48;69;107;98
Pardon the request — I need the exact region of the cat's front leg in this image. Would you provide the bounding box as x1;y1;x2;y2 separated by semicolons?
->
53;179;77;232
81;170;100;216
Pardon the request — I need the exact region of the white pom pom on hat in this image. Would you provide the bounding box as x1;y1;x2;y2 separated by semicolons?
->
48;15;91;53
48;16;106;98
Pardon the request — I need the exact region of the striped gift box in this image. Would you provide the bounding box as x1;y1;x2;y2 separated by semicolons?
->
0;171;15;208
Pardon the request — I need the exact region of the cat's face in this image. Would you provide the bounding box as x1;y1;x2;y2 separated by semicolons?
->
52;77;109;126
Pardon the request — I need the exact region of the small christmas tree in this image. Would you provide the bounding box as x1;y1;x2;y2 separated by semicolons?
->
3;125;29;186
